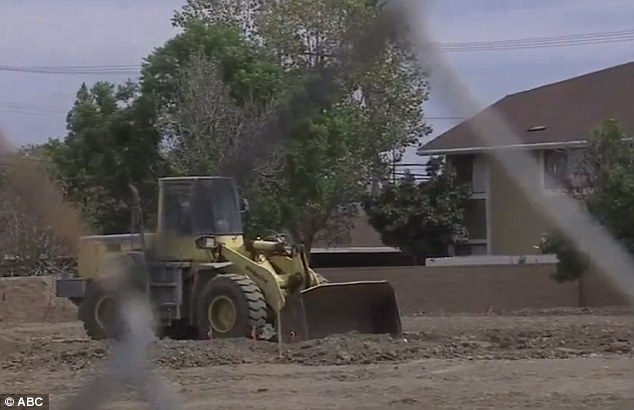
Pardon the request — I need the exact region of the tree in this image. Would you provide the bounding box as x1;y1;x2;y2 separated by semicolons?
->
141;20;295;189
140;21;285;110
0;166;73;276
363;163;472;264
536;120;634;282
168;0;431;251
247;101;372;250
536;232;591;283
159;51;279;177
41;81;164;234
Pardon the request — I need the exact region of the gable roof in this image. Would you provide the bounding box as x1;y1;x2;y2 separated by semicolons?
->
419;61;634;154
312;214;391;249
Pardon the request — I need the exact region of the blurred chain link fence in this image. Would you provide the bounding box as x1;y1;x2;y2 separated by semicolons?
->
0;1;632;409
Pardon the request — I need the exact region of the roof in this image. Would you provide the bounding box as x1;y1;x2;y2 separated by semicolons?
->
420;61;634;154
312;214;397;252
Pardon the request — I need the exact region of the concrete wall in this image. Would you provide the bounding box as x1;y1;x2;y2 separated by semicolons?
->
319;264;630;314
1;265;629;324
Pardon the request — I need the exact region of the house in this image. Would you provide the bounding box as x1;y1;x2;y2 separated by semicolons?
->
310;213;415;268
418;61;634;257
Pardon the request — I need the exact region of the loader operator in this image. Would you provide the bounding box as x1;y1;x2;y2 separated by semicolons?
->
190;181;231;234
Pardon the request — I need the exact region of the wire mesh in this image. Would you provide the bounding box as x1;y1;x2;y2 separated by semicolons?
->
0;1;632;409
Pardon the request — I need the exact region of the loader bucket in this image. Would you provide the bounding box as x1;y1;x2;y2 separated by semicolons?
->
278;281;402;343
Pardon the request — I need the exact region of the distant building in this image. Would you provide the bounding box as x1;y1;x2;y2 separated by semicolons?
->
419;61;634;256
310;213;412;268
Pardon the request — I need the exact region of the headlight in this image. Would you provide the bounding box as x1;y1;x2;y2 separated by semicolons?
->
195;235;217;249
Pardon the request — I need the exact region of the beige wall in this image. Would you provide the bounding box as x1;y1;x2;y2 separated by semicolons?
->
487;151;556;255
0;266;630;324
320;265;630;314
321;264;577;314
447;151;555;255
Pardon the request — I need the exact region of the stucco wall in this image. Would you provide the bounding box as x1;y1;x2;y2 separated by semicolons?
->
1;266;629;325
319;264;630;314
488;151;556;255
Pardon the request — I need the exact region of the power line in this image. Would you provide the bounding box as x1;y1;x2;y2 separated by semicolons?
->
0;99;467;120
0;102;67;114
0;65;140;76
1;29;632;76
441;29;634;48
443;34;634;52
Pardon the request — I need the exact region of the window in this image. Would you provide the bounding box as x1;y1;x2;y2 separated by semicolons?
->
454;242;488;256
465;199;487;240
472;156;488;196
567;148;588;188
161;179;243;235
543;150;567;190
451;155;487;197
543;148;587;191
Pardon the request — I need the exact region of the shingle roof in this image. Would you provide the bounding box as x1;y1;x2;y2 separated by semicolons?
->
312;214;387;249
419;61;634;154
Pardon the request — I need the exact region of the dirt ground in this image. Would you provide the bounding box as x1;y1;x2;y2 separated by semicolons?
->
0;312;632;409
1;276;633;409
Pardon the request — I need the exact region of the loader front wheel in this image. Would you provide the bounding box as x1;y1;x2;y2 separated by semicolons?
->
78;282;122;340
197;274;267;339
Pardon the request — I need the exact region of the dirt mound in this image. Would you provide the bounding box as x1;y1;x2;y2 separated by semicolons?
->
3;315;632;372
0;276;77;324
410;306;634;317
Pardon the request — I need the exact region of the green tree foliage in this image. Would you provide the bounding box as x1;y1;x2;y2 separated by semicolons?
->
536;232;591;283
169;0;431;250
248;102;372;249
536;120;633;281
363;163;472;264
40;82;163;233
30;0;431;248
141;18;293;189
159;51;277;177
140;21;284;108
32;17;285;236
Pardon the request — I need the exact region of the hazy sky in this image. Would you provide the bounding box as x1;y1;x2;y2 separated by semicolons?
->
1;0;633;165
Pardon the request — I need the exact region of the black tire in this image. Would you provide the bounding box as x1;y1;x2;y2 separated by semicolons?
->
78;282;122;340
196;274;267;339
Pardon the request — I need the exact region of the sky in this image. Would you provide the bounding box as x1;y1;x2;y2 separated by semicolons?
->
1;0;633;168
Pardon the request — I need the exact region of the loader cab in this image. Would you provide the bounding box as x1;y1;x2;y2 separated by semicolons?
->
153;176;246;260
157;176;244;237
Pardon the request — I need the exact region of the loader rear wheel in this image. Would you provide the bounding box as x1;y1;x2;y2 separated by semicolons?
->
78;282;122;340
196;274;267;339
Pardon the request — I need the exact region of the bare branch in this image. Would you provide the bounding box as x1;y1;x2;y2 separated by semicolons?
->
158;51;282;184
0;160;75;276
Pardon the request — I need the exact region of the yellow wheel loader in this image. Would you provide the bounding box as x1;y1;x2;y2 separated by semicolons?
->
55;176;402;342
